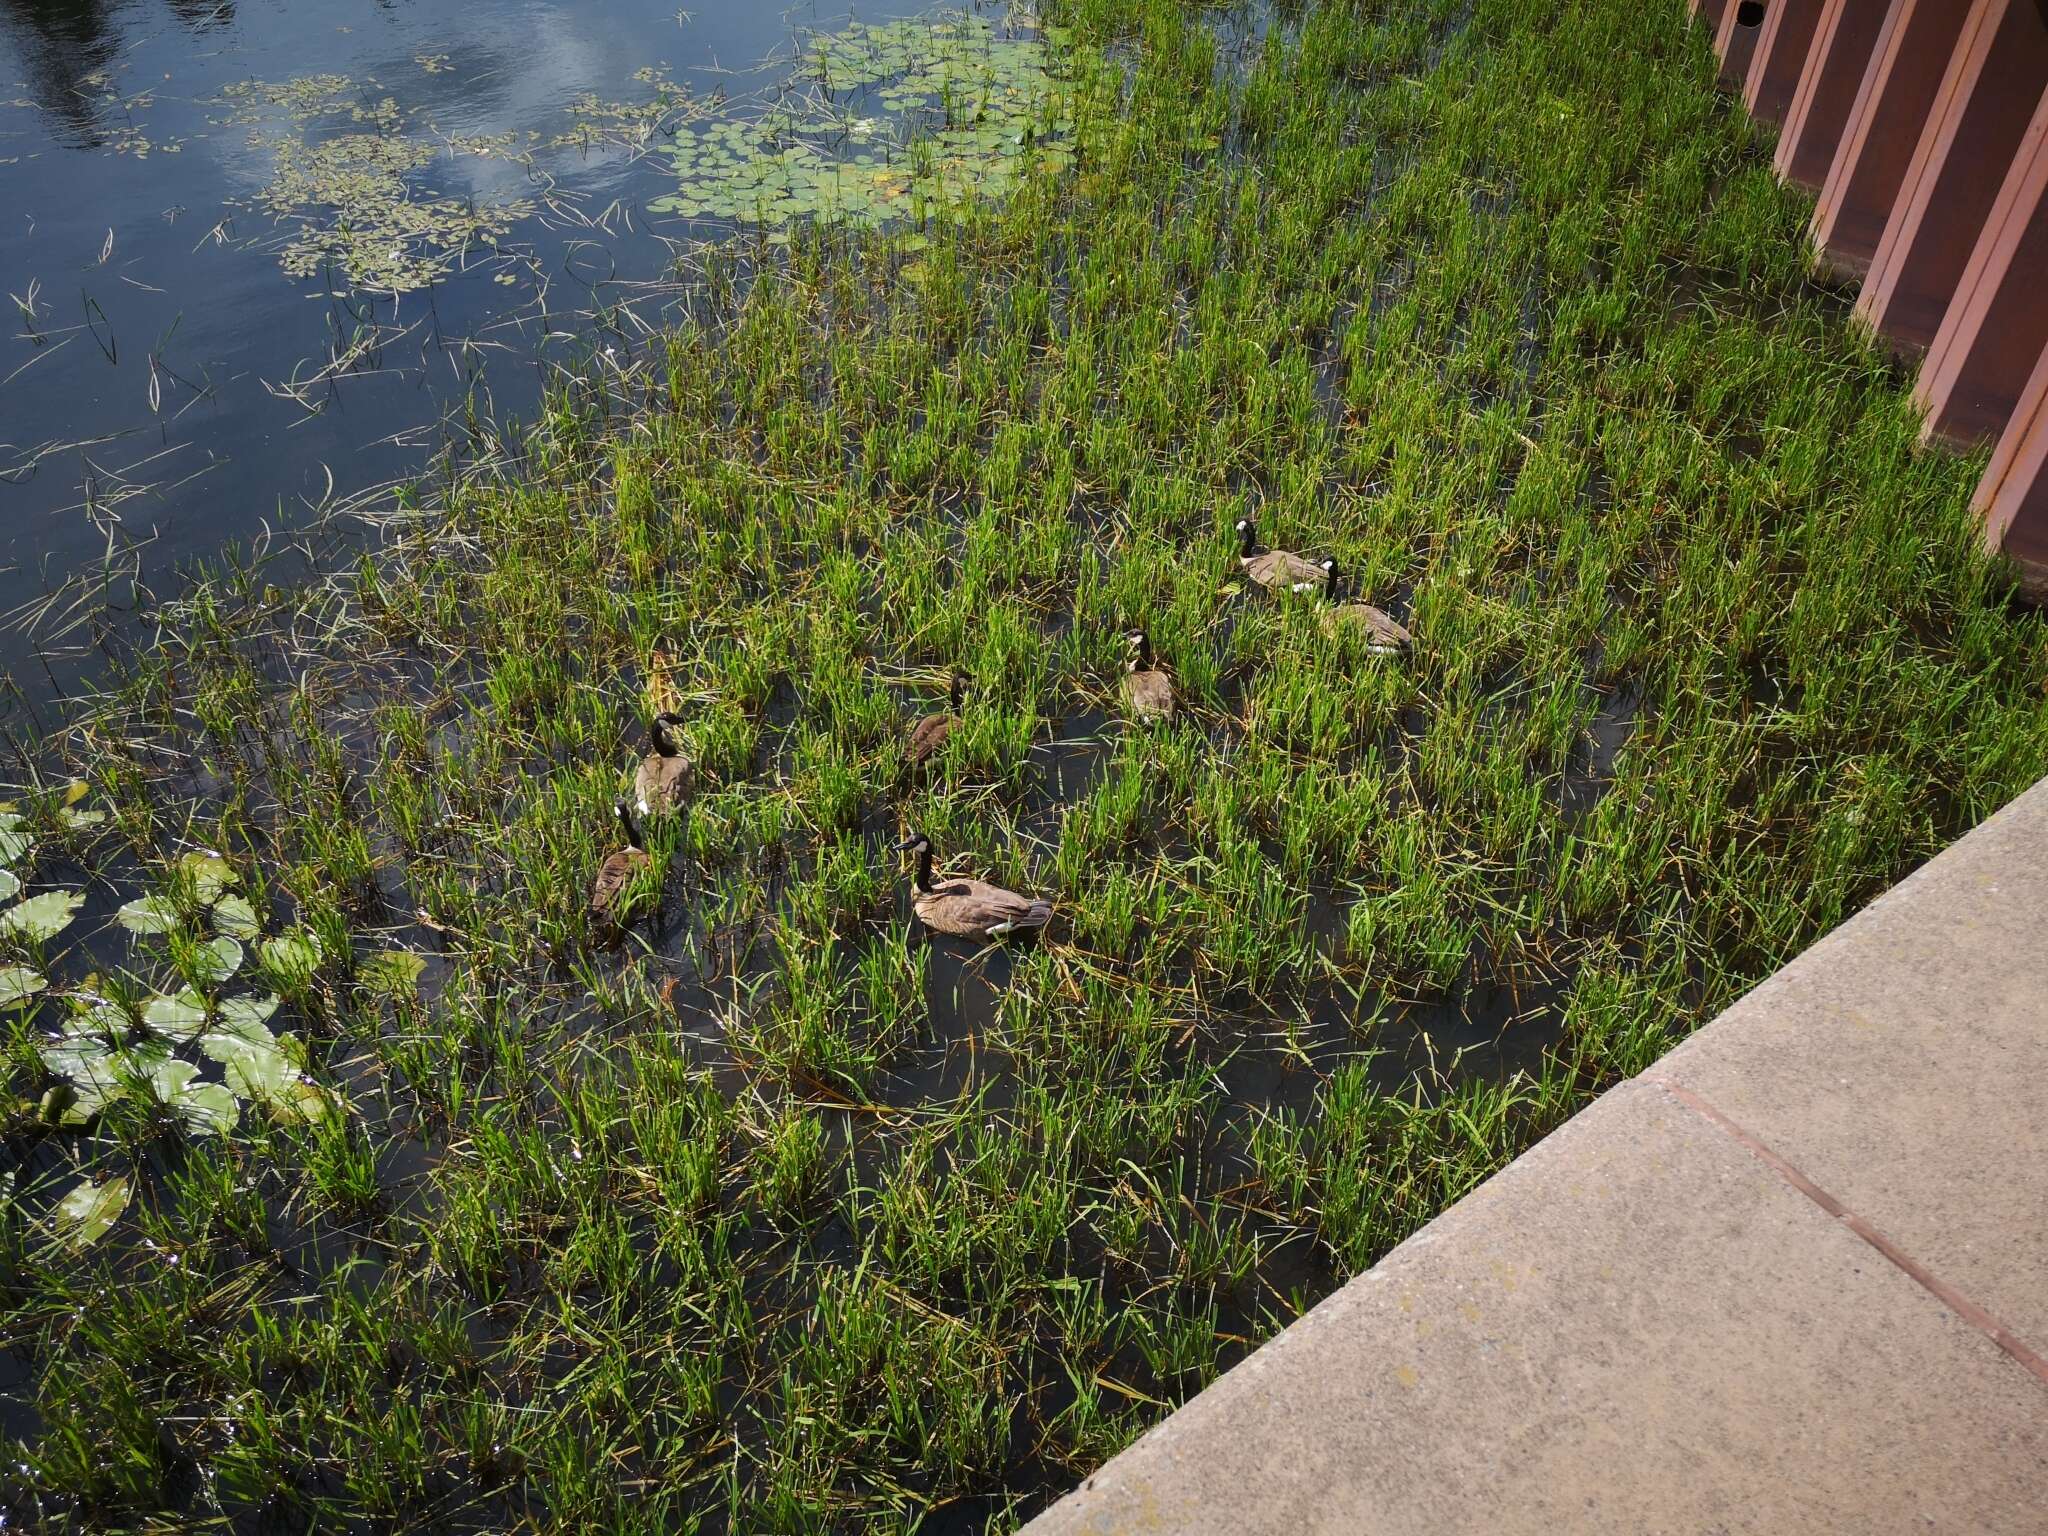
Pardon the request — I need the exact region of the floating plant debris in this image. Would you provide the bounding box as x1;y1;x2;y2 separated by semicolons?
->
651;14;1077;229
219;76;535;291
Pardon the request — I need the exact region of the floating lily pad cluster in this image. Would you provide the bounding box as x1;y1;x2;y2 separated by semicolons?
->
219;76;534;292
0;784;100;1007
5;836;355;1252
650;15;1077;230
31;850;335;1132
0;788;355;1252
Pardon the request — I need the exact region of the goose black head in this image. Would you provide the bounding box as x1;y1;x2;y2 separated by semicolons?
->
649;711;687;757
1124;629;1153;671
1235;517;1256;558
948;671;969;709
614;799;645;851
1320;557;1340;599
895;831;936;890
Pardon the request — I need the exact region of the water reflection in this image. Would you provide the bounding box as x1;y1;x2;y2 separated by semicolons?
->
0;0;232;143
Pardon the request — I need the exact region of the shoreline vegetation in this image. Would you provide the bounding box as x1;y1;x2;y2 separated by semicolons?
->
6;0;2047;1530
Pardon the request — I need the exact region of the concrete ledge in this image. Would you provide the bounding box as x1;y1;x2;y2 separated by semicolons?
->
1025;778;2048;1535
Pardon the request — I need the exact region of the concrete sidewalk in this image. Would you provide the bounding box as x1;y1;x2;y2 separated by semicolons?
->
1027;780;2048;1535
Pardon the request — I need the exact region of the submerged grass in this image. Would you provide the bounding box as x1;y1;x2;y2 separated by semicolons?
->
5;0;2048;1529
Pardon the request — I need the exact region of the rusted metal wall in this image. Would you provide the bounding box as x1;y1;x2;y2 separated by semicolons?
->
1692;0;2048;598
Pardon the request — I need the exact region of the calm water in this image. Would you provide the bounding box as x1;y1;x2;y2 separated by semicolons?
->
0;0;953;716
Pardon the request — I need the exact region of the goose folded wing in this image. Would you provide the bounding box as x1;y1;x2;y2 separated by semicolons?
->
1245;550;1323;590
916;878;1053;936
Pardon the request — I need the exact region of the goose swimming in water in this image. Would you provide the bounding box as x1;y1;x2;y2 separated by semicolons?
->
906;670;969;770
1122;630;1175;723
1237;517;1327;594
897;832;1052;940
1317;562;1412;655
633;712;693;817
589;801;652;926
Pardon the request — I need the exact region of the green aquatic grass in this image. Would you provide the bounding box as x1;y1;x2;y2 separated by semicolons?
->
6;0;2048;1530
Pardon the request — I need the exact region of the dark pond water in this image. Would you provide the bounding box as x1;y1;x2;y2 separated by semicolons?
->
0;0;1012;715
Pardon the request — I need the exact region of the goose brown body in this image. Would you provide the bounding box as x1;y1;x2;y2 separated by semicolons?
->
1242;548;1327;592
1121;631;1175;723
1236;518;1326;593
906;672;967;768
589;802;652;925
1321;601;1411;654
1317;563;1411;654
898;834;1052;939
633;713;693;816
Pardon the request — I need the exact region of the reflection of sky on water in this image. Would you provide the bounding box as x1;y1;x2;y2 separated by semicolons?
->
0;0;929;710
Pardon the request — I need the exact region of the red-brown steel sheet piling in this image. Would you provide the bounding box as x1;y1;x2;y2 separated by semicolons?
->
1776;0;1892;190
1810;0;1970;280
1746;0;1827;125
1975;340;2048;602
1716;1;1768;88
1856;0;2048;355
1917;87;2048;447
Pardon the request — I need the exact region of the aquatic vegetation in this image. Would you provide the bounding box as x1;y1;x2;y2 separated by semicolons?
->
555;65;696;148
27;843;338;1140
6;0;2048;1530
220;75;535;291
46;1174;128;1252
652;14;1079;229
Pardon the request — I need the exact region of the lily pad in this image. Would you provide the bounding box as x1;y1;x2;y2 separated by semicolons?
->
216;993;281;1033
202;1007;311;1112
39;1030;125;1101
0;815;30;866
37;1034;129;1126
211;894;262;940
360;949;425;995
0;870;18;902
270;1076;334;1125
216;1034;299;1104
50;1174;130;1250
0;889;84;942
191;935;245;985
259;930;323;986
142;990;210;1043
144;1058;240;1138
39;1075;125;1127
0;965;46;1007
117;894;182;935
179;851;237;904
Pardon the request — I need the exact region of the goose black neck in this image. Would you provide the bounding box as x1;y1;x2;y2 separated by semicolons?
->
617;805;644;851
949;674;965;710
1237;520;1256;559
651;718;679;758
913;845;935;892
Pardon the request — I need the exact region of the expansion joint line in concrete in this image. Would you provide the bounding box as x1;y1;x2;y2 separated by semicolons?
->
1646;1076;2048;1390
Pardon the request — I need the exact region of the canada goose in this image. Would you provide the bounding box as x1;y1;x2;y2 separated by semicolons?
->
1236;518;1326;594
1318;562;1412;655
589;801;652;925
634;712;693;817
896;832;1052;940
1122;630;1175;723
906;670;968;769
